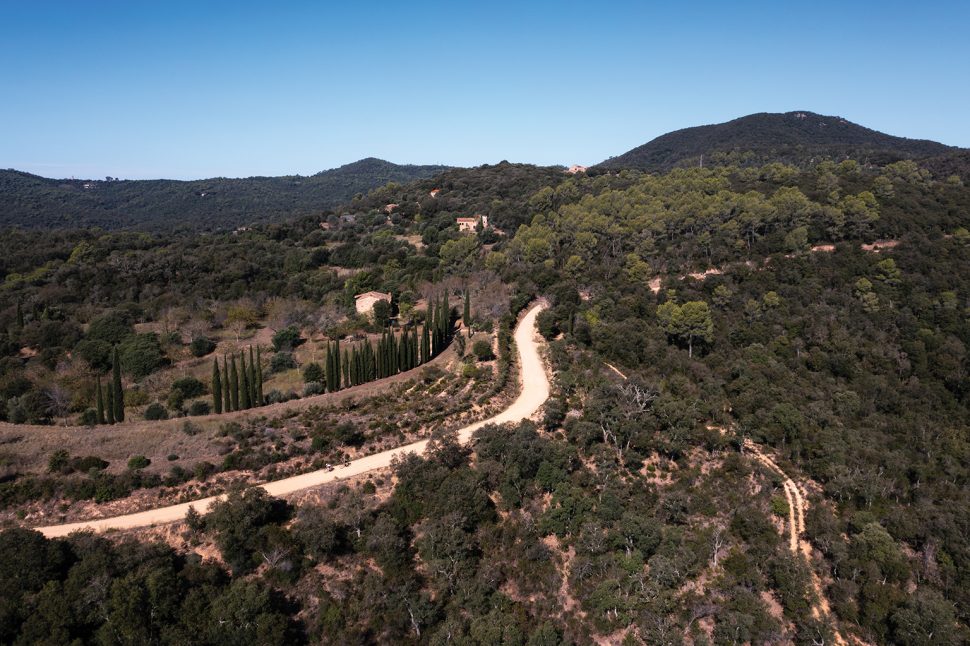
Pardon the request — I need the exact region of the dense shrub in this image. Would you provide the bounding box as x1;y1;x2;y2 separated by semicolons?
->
303;381;324;397
119;333;168;378
189;400;211;416
127;455;151;470
79;408;99;426
471;339;495;361
171;376;205;398
271;352;297;373
190;336;217;357
302;362;323;384
144;402;169;420
272;326;304;352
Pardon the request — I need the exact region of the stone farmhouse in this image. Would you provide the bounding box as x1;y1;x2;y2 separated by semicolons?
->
456;214;489;233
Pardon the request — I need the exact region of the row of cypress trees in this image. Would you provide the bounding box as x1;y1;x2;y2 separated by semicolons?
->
93;347;125;425
324;292;454;392
199;293;455;413
211;346;264;413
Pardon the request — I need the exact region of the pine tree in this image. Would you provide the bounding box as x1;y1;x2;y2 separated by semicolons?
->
240;352;251;409
212;359;223;414
111;346;124;422
230;356;240;411
95;375;105;424
256;346;264;405
223;356;231;412
105;385;115;425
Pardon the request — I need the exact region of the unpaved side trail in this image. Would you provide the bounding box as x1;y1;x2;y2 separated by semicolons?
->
607;359;848;645
37;303;550;538
745;440;848;646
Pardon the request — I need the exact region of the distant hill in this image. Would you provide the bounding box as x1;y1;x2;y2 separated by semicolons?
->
596;111;957;172
0;158;451;231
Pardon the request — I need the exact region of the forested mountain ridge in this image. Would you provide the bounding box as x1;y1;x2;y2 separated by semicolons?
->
597;111;958;172
0;158;451;231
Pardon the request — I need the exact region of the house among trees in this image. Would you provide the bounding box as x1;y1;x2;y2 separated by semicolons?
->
383;203;399;214
456;214;489;233
429;188;441;198
565;165;588;174
354;291;392;316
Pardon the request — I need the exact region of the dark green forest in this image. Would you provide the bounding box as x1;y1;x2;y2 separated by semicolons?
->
0;158;450;231
1;130;969;643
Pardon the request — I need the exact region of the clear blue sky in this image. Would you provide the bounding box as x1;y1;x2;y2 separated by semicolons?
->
2;1;968;179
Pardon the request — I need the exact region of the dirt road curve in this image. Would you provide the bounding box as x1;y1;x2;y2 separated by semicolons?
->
37;303;550;538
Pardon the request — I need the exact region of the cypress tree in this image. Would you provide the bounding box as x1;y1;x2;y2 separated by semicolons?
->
440;293;450;345
230;356;240;411
248;346;258;405
342;348;350;388
324;342;334;392
212;359;223;414
365;341;375;382
410;327;418;368
16;300;24;330
240;353;251;409
463;288;471;337
376;334;385;379
333;340;341;390
256;346;264;405
351;346;358;385
382;332;390;378
95;375;105;425
111;346;124;422
383;333;389;378
427;299;434;355
105;385;115;424
331;340;340;390
223;356;231;412
421;323;431;365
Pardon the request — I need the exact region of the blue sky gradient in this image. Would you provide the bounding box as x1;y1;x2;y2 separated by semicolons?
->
2;1;968;179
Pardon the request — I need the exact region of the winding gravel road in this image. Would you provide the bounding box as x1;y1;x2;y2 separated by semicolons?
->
37;302;549;538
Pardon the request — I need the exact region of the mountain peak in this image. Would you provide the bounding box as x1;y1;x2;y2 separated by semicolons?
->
597;111;955;171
